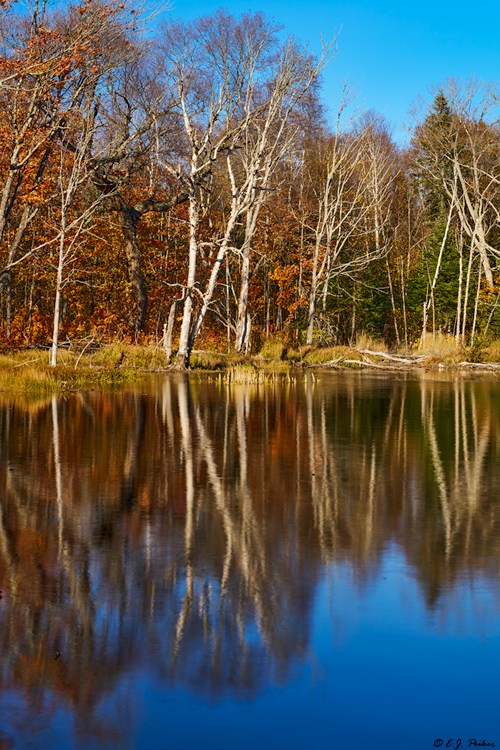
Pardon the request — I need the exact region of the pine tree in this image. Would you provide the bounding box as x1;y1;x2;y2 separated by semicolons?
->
414;91;454;220
405;219;461;338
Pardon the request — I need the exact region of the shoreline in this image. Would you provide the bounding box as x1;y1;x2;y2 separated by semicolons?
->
1;342;500;396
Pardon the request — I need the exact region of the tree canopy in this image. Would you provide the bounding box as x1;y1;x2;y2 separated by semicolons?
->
1;3;500;364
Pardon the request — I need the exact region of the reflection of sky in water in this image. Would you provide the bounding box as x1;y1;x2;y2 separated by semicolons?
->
0;375;499;749
5;552;498;750
89;548;500;750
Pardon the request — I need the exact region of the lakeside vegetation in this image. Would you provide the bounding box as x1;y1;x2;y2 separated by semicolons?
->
3;333;500;394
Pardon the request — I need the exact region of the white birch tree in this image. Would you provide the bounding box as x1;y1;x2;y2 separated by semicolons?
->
49;101;106;366
413;79;500;342
156;11;335;368
303;107;396;345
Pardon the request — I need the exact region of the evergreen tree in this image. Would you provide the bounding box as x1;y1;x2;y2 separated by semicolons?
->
405;219;461;338
414;91;454;220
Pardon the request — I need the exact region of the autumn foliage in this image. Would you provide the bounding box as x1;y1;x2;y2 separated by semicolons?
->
1;3;500;363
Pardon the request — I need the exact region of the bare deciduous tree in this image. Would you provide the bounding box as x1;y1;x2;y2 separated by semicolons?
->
155;11;334;368
0;0;140;305
303;102;396;346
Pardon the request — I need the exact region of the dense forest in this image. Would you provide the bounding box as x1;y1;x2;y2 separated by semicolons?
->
1;0;500;367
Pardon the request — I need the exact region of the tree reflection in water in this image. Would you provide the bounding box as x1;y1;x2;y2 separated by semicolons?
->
0;373;499;746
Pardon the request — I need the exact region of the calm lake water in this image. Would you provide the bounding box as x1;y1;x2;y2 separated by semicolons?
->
0;372;499;750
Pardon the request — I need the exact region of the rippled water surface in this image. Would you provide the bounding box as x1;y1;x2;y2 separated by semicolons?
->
0;372;499;749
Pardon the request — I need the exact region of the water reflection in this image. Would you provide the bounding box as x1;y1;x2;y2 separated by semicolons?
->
0;373;499;747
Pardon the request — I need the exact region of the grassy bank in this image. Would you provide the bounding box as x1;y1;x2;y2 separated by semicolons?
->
3;334;500;393
0;344;166;393
192;333;500;375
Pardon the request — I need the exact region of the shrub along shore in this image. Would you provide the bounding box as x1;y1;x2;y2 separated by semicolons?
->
1;333;500;394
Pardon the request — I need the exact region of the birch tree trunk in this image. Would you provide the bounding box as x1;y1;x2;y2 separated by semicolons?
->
175;191;199;369
386;258;400;345
162;20;335;366
471;264;482;345
235;242;252;353
305;112;396;346
422;176;456;340
51;225;67;367
455;229;463;344
164;296;184;364
306;235;322;346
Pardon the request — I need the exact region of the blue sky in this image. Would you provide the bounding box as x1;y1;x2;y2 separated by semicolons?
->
166;0;500;143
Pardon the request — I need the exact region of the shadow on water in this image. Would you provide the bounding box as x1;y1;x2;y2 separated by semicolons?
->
0;372;499;747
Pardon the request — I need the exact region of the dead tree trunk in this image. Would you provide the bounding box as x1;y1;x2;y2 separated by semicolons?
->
116;204;148;336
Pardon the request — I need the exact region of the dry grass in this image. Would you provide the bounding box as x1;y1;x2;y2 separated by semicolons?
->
284;347;304;361
355;333;389;353
483;339;500;362
0;344;154;393
189;351;228;370
259;337;286;360
0;362;58;392
223;363;284;384
224;364;265;384
88;343;166;370
302;346;356;365
0;350;51;368
416;333;464;360
8;332;500;393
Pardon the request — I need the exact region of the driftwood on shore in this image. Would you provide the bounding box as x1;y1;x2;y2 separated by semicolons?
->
311;348;500;373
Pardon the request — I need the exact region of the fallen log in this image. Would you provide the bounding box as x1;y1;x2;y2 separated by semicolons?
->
357;348;427;364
